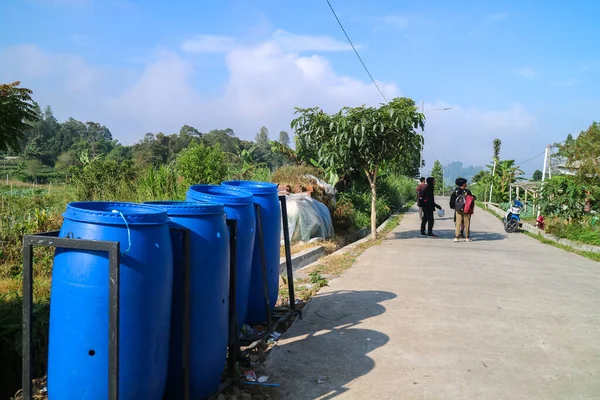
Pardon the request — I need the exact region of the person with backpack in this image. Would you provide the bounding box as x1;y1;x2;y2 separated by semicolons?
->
416;177;427;220
451;178;466;238
419;177;443;237
449;178;476;242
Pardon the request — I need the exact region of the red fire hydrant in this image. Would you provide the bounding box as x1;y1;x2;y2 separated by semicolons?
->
536;215;545;230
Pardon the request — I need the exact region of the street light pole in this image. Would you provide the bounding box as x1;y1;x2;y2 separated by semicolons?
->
420;100;424;178
419;102;451;178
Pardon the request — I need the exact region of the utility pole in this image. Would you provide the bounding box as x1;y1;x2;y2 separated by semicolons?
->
488;160;497;204
420;100;424;178
419;101;450;179
538;144;551;217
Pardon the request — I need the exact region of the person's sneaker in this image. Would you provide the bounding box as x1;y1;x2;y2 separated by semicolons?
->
454;237;459;242
466;238;472;242
427;232;438;237
420;231;427;236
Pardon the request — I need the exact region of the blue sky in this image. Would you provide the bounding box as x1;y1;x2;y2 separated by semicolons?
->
1;0;599;174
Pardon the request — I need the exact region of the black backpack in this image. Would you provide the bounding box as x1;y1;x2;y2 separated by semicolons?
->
454;188;466;211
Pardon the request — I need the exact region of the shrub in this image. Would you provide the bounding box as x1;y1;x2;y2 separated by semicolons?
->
136;164;184;202
538;175;589;220
378;174;415;210
546;217;600;246
72;158;137;201
335;187;390;231
176;143;228;186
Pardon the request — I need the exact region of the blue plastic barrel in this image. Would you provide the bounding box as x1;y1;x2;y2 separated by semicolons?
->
143;201;229;400
221;181;281;325
48;202;172;400
185;185;255;329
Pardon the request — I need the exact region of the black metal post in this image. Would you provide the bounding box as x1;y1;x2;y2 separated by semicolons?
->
226;219;239;377
278;195;296;311
108;242;120;400
181;228;192;400
253;204;272;332
21;239;33;400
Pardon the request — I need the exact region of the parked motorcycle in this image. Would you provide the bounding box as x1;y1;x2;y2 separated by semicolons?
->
503;199;523;233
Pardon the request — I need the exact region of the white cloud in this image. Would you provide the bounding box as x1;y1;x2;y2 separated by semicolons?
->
514;66;536;80
0;33;538;168
181;35;235;54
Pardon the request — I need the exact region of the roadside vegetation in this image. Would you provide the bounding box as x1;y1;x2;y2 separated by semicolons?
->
0;81;422;397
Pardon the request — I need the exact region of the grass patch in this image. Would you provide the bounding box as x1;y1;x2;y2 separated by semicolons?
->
522;231;600;262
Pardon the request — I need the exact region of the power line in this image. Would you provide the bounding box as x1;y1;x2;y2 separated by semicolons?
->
325;0;389;103
517;150;546;166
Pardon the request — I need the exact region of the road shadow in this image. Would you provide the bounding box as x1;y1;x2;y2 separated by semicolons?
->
266;290;395;399
391;229;506;241
282;290;396;340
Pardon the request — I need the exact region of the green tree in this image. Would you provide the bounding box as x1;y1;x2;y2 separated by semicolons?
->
106;144;133;164
132;133;170;166
255;126;270;146
176;143;228;185
558;122;600;185
493;138;502;161
292;97;424;239
179;124;202;138
202;129;249;154
26;159;44;182
85;121;113;158
278;131;290;147
0;81;38;152
431;160;444;194
55;152;79;171
53;117;87;156
532;170;543;181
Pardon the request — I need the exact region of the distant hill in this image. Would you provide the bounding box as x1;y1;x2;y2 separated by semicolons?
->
442;161;483;186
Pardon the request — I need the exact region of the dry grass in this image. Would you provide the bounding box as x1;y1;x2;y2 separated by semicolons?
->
271;165;321;187
279;236;344;258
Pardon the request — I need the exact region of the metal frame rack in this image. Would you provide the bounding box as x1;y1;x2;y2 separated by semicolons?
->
238;195;302;356
23;227;200;400
22;231;124;400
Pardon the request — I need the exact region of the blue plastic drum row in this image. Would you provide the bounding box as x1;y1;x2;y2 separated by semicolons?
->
47;181;281;400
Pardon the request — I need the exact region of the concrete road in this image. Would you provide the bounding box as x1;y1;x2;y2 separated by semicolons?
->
265;201;600;400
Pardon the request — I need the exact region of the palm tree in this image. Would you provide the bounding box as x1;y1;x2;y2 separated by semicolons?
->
489;138;502;203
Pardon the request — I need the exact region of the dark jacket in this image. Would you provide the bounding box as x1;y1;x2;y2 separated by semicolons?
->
449;187;477;209
423;178;441;210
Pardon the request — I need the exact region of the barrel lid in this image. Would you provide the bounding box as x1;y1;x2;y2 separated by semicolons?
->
143;201;224;216
63;202;168;225
187;184;253;205
221;180;278;195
